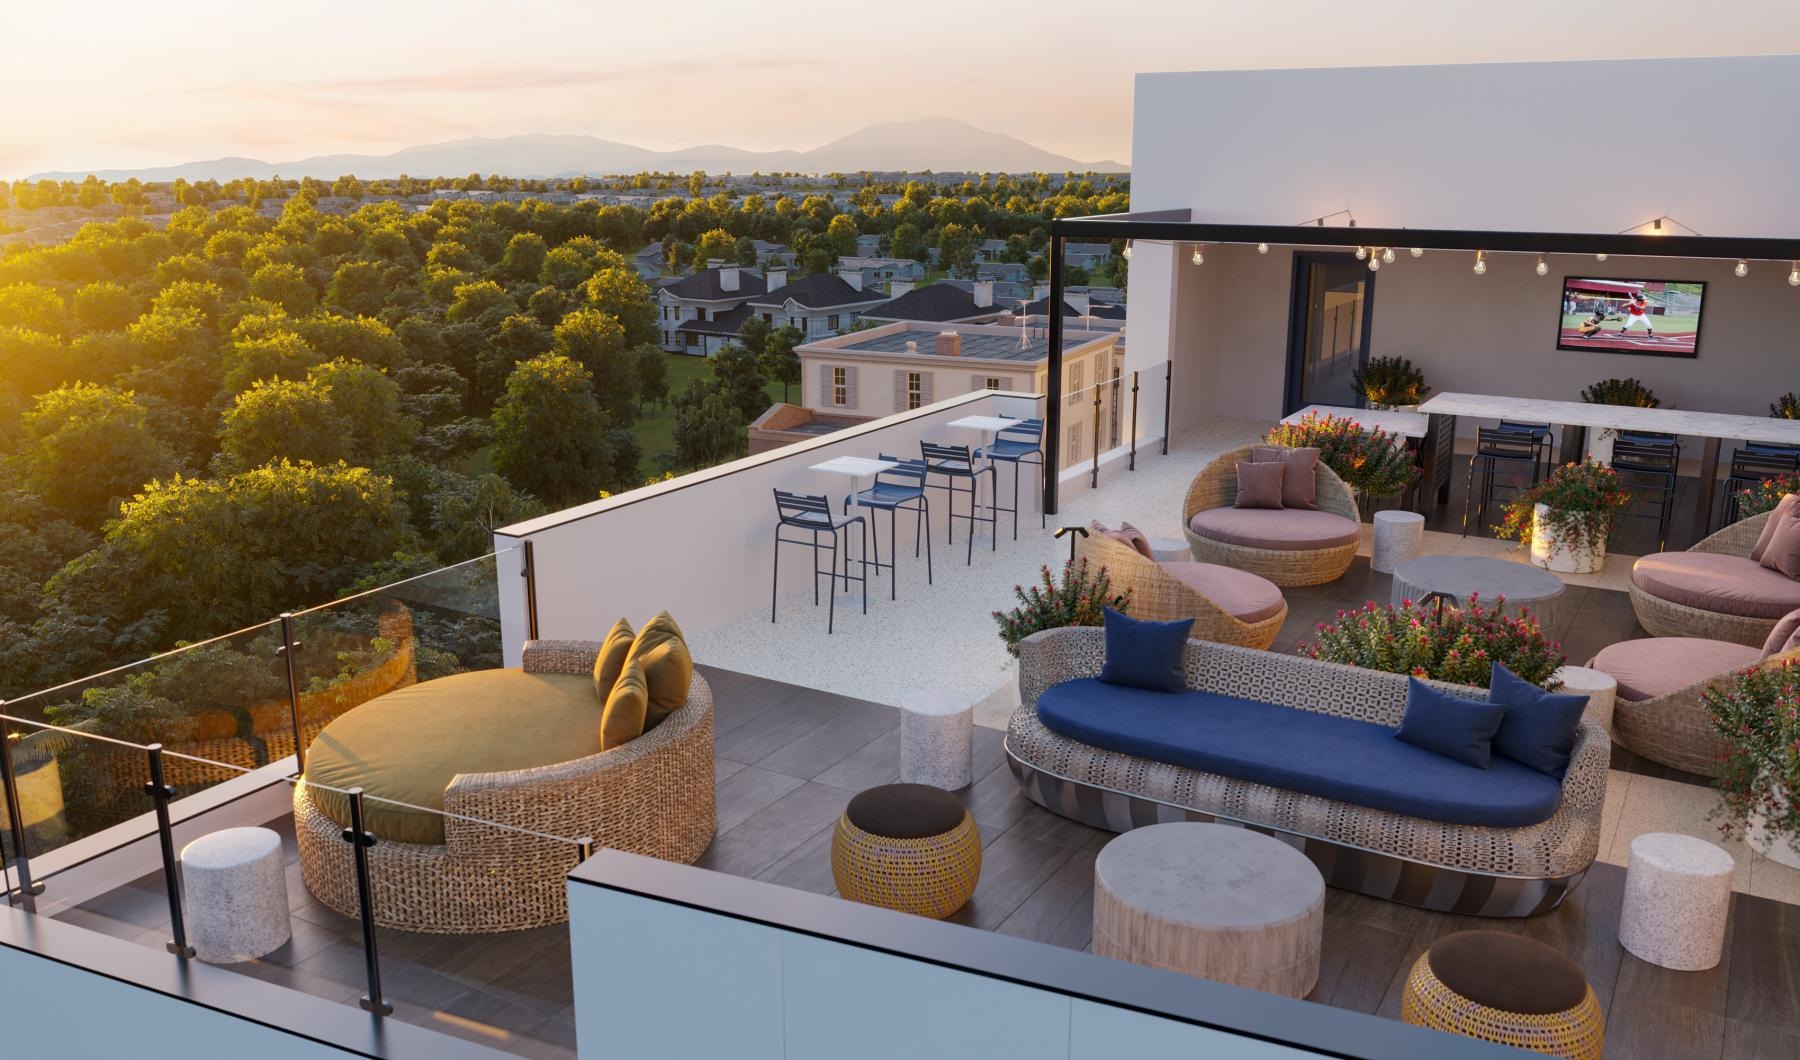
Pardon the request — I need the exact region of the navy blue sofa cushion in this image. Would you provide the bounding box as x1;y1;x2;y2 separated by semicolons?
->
1396;677;1507;768
1488;664;1588;777
1036;678;1564;828
1098;607;1192;693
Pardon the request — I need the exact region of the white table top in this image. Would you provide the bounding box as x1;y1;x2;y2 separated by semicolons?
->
1284;404;1430;438
945;415;1019;432
809;456;899;477
1419;392;1800;445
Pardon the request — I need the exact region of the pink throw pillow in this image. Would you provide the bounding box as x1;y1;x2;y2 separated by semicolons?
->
1760;512;1800;579
1750;494;1800;562
1088;521;1146;556
1234;461;1286;509
1252;444;1319;509
1760;607;1800;657
1117;522;1156;559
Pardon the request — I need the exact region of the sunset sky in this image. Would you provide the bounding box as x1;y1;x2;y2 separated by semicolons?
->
6;0;1800;178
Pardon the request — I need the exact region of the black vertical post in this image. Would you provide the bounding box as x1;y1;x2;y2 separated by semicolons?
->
0;717;42;911
341;788;391;1016
277;612;304;774
144;745;194;958
521;540;540;642
1128;370;1140;472
1161;361;1173;456
1043;234;1065;517
1090;383;1101;489
576;836;595;863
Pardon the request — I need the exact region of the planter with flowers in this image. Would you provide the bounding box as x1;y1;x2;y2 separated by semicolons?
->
1772;393;1800;420
994;557;1130;702
1707;660;1800;869
1579;377;1662;465
1495;461;1633;575
1264;412;1419;503
1734;471;1800;522
1351;355;1430;411
1299;594;1566;690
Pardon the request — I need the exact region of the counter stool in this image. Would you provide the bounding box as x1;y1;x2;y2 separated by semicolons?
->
772;490;866;634
921;441;996;565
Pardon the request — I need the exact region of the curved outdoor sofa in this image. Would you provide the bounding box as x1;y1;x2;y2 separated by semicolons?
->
296;638;715;934
1006;628;1608;918
1182;445;1361;587
1629;510;1800;648
1075;531;1287;650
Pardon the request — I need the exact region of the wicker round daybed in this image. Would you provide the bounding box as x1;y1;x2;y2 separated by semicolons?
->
295;639;715;934
1181;445;1362;587
1076;531;1287;650
1628;510;1797;648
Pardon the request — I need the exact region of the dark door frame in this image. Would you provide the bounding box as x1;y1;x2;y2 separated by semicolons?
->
1282;251;1378;415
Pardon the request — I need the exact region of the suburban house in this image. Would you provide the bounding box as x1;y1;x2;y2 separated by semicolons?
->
657;264;769;354
834;256;927;283
1064;241;1114;270
974;260;1031;283
635;240;666;272
860;279;1008;325
854;232;882;256
743;270;887;340
747;239;794;267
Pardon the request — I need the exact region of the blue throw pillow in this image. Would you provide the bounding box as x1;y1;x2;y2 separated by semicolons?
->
1395;677;1507;768
1488;663;1588;777
1098;607;1193;693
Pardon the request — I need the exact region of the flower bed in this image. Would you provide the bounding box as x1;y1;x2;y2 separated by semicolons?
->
1299;594;1565;689
1264;411;1418;497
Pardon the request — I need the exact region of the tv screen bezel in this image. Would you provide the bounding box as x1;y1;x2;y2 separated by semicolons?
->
1553;275;1707;359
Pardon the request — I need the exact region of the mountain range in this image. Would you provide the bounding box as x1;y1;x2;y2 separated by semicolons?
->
30;118;1127;182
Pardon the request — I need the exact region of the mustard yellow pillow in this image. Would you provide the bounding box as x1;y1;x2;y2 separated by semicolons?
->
593;618;635;700
601;659;649;750
624;611;694;731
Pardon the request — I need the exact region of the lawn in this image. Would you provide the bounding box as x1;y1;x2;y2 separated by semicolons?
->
629;352;791;478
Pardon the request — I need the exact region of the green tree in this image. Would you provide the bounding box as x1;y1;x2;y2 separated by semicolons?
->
491;353;620;506
497;231;548;282
581;267;657;347
708;341;773;422
16;384;179;526
691;228;737;267
937;223;975;276
248;263;317;315
445;279;517;325
551;308;635;418
671;381;747;469
0;283;68;334
890;222;926;262
326;259;389;316
306;358;416;460
221;330;317;393
217;378;351;471
70;282;137;333
826;214;860;258
760;324;803;403
633;345;669;409
428;472;546;563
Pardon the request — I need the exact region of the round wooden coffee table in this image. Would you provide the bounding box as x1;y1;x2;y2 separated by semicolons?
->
1390;555;1567;630
1092;822;1324;997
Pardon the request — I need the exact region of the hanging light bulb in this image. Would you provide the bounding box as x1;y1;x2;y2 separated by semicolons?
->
1122;241;1132;260
1382;247;1396;264
1354;245;1367;260
1596;253;1608;262
1473;251;1486;275
1409;247;1424;258
1735;259;1750;278
1367;255;1380;272
1190;245;1204;266
1789;261;1800;286
1256;242;1269;254
1535;255;1549;277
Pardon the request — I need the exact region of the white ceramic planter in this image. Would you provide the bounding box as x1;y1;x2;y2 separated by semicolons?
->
1748;785;1800;870
1586;428;1616;467
1530;503;1606;574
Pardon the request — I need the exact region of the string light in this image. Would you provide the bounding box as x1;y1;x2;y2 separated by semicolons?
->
1409;247;1423;258
1735;259;1749;278
1473;251;1486;276
1790;261;1800;287
1190;245;1204;266
1121;241;1132;259
1354;245;1367;260
1535;255;1549;277
1596;253;1608;262
1382;247;1396;264
1367;254;1380;272
1256;242;1269;254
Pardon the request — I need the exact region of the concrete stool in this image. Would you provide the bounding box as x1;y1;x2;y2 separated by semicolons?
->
1371;510;1426;574
1619;832;1734;971
1554;665;1618;735
181;826;290;963
900;695;973;789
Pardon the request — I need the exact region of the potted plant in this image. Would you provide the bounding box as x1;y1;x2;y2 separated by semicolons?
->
1734;471;1800;521
1299;594;1566;689
1351;355;1430;410
1773;393;1800;419
1579;377;1662;464
1494;461;1634;574
1264;412;1418;500
1707;660;1800;869
993;557;1130;700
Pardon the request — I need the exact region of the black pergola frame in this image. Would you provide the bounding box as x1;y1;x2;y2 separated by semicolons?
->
1040;211;1800;517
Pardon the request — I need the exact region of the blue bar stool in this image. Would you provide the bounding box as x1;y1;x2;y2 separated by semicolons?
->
1721;445;1797;525
1496;420;1555;483
977;418;1045;538
921;441;996;565
771;490;866;634
1611;436;1681;551
844;454;933;599
1462;427;1542;537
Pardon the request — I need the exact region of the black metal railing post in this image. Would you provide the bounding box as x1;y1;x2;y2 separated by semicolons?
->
276;612;304;773
521;540;540;642
1128;370;1140;472
0;714;43;910
1090;383;1102;489
341;788;392;1016
1161;361;1173;456
144;744;194;958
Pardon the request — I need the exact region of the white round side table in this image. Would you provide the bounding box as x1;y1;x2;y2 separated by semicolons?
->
900;696;974;789
181;826;291;963
1619;832;1734;971
1554;665;1618;735
1371;510;1426;574
1147;536;1191;563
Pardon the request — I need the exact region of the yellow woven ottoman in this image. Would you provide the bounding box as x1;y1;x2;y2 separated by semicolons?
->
1402;930;1604;1058
831;783;980;919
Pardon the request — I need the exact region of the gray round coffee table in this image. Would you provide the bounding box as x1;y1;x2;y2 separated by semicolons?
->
1092;822;1323;998
1390;555;1566;630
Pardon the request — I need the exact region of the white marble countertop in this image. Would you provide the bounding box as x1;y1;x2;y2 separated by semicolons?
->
1419;392;1800;444
1284;404;1430;438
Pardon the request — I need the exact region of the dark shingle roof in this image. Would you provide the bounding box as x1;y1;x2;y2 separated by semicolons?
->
663;267;767;301
834;329;1100;364
749;273;882;311
864;284;989;323
1022;297;1126;320
676;303;754;337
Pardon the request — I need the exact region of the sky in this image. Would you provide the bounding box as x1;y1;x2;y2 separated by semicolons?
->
6;0;1800;179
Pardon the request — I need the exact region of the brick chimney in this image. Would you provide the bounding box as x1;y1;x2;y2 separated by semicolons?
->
766;267;787;293
889;279;914;297
935;330;962;357
841;269;863;291
720;266;741;293
972;280;994;309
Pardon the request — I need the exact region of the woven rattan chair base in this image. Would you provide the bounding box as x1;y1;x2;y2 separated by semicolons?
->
831;811;981;919
1075;533;1287;649
1401;952;1605;1058
1183;531;1357;588
1627;579;1777;648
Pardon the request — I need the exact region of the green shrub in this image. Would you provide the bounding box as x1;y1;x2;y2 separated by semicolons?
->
1264;412;1418;497
1350;356;1429;408
1580;377;1660;408
1707;661;1800;845
993;557;1129;658
1772;393;1800;419
1299;595;1565;689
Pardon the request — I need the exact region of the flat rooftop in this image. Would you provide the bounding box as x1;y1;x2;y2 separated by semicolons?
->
831;329;1099;363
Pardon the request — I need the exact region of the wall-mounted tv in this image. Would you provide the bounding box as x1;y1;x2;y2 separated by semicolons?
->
1556;277;1705;358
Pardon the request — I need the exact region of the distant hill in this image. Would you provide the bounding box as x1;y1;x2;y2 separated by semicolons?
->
30;119;1126;182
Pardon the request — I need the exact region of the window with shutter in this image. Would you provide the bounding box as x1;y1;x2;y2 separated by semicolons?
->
1067;360;1085;405
844;366;858;408
1067;424;1082;462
